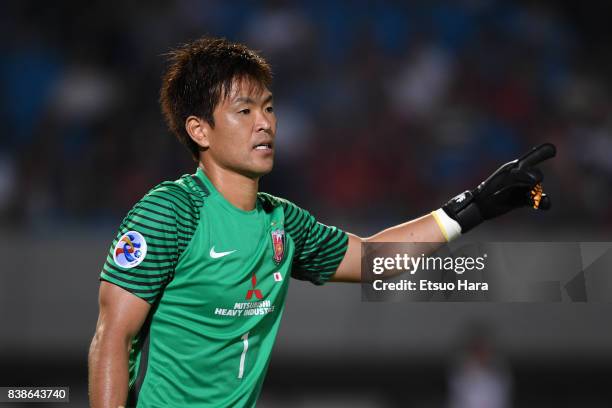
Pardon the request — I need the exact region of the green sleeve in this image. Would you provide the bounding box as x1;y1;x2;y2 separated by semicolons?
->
282;200;349;285
100;183;196;303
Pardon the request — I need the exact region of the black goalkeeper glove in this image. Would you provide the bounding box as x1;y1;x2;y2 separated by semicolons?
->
442;143;556;234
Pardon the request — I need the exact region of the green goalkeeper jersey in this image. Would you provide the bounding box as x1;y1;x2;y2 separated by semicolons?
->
100;168;348;407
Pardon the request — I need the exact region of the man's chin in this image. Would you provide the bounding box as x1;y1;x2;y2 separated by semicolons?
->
256;165;274;178
243;163;274;179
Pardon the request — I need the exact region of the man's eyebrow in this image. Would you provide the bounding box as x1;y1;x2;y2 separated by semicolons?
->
232;94;274;105
233;96;255;104
262;94;273;104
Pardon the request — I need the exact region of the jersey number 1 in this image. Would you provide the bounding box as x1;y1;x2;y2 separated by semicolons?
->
238;332;249;379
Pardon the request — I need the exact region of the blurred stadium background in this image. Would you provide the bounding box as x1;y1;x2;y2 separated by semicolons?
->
2;0;612;406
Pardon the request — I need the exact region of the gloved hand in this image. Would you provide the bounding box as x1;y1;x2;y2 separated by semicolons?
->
442;143;556;233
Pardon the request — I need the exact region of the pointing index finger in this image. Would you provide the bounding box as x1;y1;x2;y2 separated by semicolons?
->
517;143;557;169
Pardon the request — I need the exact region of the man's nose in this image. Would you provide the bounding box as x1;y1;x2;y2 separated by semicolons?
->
255;110;272;132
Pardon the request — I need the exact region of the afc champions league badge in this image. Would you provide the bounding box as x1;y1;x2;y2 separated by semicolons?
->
271;229;285;264
113;231;148;268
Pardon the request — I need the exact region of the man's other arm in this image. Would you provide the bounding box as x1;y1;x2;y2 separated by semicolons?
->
88;281;151;408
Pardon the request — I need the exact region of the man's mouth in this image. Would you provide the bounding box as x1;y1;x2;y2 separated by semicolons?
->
253;143;273;151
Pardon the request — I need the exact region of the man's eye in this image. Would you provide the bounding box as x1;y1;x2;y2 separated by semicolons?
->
266;106;274;113
239;109;250;114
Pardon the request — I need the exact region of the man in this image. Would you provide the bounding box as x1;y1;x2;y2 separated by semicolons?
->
88;37;555;407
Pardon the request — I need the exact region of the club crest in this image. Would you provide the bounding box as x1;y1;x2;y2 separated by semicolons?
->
271;229;285;264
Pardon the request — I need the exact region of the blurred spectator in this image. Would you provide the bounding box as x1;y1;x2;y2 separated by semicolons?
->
448;324;513;408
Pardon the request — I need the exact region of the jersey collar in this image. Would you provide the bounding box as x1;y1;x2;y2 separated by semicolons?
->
192;167;212;197
193;167;264;215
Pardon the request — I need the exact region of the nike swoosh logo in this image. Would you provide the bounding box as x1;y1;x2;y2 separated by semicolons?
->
210;246;237;259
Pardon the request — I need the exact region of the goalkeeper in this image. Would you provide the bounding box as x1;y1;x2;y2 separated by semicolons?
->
88;37;555;408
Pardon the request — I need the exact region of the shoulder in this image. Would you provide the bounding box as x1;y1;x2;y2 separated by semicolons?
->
257;192;306;214
141;174;205;210
257;192;283;212
257;192;316;232
125;175;205;227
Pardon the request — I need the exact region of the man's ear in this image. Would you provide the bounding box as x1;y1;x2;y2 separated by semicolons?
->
185;116;211;149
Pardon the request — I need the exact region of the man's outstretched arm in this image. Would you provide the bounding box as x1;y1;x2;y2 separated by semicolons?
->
331;214;445;282
88;282;151;408
331;143;556;282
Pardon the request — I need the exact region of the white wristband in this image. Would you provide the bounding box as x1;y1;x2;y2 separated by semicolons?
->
431;208;462;242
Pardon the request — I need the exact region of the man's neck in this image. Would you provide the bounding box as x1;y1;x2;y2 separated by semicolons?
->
199;163;259;211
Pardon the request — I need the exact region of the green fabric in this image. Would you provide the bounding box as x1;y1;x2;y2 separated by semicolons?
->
100;168;348;407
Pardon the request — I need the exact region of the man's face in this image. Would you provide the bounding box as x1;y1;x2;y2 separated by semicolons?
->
204;78;276;179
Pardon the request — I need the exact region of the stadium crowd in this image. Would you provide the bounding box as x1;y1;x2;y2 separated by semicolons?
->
2;0;611;230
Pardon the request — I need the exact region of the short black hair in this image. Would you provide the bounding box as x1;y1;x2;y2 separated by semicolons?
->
160;37;272;161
